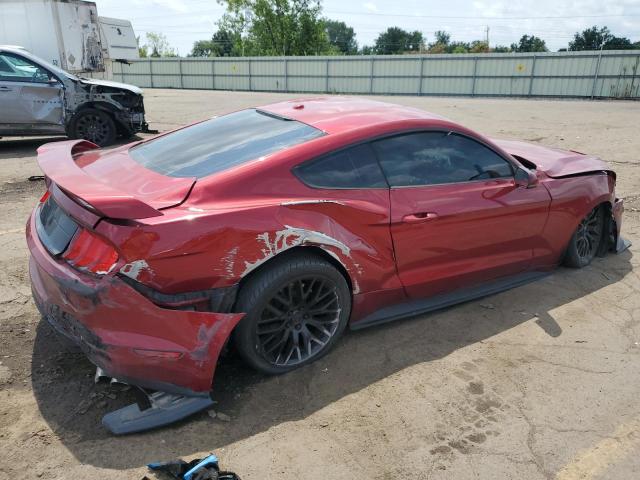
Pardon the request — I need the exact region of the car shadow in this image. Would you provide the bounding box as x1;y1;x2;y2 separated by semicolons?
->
0;135;146;160
0;137;66;160
30;250;633;469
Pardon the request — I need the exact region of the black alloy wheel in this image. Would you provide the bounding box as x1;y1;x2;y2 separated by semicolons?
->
564;205;604;268
234;252;350;374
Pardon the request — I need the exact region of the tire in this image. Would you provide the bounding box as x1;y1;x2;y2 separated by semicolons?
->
234;252;351;375
564;205;604;268
68;108;117;147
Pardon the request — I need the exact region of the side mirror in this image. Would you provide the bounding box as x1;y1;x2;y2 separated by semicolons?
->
515;167;539;188
47;76;60;85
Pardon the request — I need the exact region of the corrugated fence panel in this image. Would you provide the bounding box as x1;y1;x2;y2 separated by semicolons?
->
112;51;640;98
288;76;325;92
423;57;475;76
181;60;213;89
422;77;473;95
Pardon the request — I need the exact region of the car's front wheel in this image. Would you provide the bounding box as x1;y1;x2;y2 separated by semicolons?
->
564;205;604;268
68;108;117;147
234;252;351;375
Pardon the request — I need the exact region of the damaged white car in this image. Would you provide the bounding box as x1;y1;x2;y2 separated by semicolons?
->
0;45;149;146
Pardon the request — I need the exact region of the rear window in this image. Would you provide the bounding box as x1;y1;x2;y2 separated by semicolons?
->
129;109;324;178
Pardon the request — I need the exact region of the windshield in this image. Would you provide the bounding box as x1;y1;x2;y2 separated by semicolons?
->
20;50;78;81
128;109;324;178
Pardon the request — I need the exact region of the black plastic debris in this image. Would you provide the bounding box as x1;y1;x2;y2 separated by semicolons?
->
147;454;240;480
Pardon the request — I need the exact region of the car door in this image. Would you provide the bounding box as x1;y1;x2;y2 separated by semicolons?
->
0;52;64;128
372;130;551;299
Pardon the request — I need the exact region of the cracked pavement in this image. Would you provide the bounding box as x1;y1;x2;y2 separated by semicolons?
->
0;91;638;480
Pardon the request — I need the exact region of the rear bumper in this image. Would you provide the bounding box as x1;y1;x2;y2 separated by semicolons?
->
27;211;244;397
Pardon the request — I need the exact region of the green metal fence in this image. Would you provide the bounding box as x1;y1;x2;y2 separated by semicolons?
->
111;50;640;99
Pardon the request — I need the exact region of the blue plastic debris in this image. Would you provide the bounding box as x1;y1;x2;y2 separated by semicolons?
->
147;453;240;480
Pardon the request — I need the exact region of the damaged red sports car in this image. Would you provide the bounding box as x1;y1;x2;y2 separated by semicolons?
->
27;97;629;433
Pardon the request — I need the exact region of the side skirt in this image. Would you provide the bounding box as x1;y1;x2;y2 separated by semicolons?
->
351;271;549;330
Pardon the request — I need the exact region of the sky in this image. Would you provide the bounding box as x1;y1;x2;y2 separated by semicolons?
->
95;0;640;55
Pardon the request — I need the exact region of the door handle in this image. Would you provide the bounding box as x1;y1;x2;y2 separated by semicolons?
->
402;212;439;223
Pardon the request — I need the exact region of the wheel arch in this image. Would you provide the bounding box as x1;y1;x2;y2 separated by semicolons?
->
235;245;355;301
65;102;126;136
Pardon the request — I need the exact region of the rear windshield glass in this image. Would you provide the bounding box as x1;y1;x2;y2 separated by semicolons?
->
129;109;324;178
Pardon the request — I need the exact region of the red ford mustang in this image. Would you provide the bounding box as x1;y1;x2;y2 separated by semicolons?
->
27;97;628;432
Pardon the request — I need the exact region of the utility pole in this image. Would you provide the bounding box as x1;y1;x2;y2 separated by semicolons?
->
485;25;490;48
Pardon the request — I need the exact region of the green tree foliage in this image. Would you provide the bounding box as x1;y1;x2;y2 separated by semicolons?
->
325;20;357;54
359;45;374;55
218;0;331;55
510;35;548;52
469;40;489;53
145;32;176;57
492;45;511;53
190;29;238;57
136;36;148;57
569;26;635;51
374;27;424;54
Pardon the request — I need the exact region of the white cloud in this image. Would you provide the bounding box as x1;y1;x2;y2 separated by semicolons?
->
363;2;378;13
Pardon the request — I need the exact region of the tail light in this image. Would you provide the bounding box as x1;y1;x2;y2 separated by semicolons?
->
63;228;119;275
39;190;51;204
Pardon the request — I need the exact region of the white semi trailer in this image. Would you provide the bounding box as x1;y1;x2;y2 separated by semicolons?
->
0;0;139;74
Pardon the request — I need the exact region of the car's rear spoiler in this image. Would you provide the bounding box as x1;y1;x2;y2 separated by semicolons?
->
37;140;192;220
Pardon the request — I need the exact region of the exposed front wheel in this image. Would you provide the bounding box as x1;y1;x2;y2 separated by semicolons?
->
234;252;351;375
564;205;604;268
68;108;117;147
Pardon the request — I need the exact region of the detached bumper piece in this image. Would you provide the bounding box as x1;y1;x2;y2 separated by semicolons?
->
616;236;632;254
148;454;241;480
102;388;214;435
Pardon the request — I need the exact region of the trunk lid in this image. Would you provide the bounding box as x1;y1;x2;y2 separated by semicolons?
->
37;140;195;219
492;138;610;178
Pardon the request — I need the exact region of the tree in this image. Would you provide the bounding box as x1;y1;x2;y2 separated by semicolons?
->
510;35;548;52
469;40;489;53
569;25;634;51
428;30;450;53
359;45;374;55
191;29;238;57
145;32;176;57
492;45;511;53
136;36;148;57
434;30;450;46
325;19;357;54
449;42;469;54
374;27;424;55
191;40;216;57
218;0;331;56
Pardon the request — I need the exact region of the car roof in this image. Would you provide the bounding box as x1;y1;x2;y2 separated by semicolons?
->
258;97;448;135
0;45;29;53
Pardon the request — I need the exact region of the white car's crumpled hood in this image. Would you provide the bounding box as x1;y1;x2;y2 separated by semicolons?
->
79;78;143;95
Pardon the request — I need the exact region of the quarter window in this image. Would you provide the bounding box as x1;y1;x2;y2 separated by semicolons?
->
295;144;387;189
372;132;513;187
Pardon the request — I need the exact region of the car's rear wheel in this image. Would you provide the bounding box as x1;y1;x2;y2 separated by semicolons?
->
68;108;117;147
234;252;350;375
564;205;604;268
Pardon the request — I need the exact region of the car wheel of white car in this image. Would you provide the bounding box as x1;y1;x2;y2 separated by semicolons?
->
68;108;117;147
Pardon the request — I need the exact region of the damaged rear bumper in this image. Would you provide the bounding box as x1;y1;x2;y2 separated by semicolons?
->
27;213;244;398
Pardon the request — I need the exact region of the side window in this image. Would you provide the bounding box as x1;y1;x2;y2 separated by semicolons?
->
0;53;52;83
294;144;387;189
372;131;513;187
